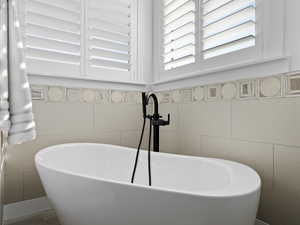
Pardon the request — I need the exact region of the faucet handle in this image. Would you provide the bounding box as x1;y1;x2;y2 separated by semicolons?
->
164;114;170;126
155;113;170;126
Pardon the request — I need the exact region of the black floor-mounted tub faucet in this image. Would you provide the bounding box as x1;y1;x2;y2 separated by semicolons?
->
131;92;171;185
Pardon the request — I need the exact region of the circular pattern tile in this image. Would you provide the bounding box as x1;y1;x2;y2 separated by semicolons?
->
82;89;96;103
222;83;237;100
260;77;281;97
111;91;124;103
48;87;65;102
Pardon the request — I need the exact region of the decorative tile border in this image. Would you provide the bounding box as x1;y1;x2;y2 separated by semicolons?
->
239;80;256;99
48;87;66;102
257;76;281;98
207;84;221;101
156;71;300;104
284;72;300;96
31;72;300;105
192;87;204;102
222;82;237;100
30;86;143;105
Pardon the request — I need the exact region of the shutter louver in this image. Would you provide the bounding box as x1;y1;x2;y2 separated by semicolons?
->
163;0;196;71
87;0;132;75
24;0;81;76
202;0;256;59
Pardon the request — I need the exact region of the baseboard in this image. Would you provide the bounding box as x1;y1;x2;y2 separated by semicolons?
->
4;197;270;225
3;197;53;225
256;219;270;225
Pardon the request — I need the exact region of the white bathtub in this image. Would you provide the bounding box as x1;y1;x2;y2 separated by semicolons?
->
35;143;261;225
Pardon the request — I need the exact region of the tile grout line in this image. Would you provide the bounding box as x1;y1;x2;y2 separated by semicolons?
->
195;133;300;150
92;103;96;135
272;144;275;190
230;100;233;138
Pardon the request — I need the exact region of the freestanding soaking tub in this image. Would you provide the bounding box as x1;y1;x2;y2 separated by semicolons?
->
35;143;261;225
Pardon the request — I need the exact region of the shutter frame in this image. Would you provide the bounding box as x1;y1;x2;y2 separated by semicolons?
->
21;0;138;82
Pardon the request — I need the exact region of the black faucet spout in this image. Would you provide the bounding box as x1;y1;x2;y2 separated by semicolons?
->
148;93;159;115
142;92;170;152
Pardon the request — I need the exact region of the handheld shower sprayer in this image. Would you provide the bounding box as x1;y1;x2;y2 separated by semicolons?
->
142;92;147;119
131;92;170;186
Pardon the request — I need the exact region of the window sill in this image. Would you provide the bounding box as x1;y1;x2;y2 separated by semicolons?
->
28;56;290;92
28;73;148;91
151;56;291;91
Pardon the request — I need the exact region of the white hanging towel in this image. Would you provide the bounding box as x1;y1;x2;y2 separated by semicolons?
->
0;0;36;144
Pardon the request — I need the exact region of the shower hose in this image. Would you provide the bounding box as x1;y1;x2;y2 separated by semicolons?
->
130;117;152;186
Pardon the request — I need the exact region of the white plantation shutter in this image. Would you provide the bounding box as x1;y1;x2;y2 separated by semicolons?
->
163;0;196;71
23;0;81;76
86;0;135;80
202;0;256;59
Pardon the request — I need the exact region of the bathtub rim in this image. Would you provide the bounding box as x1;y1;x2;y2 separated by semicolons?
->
35;143;261;199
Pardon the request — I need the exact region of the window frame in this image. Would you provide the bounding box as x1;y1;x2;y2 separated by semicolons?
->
17;0;288;90
154;0;287;84
19;0;141;84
